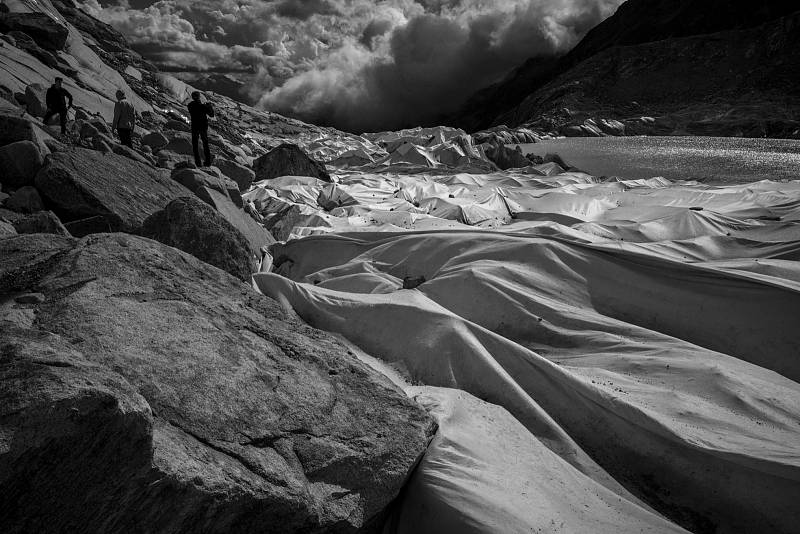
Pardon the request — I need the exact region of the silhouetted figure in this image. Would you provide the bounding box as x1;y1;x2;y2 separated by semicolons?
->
188;91;214;167
43;77;72;134
112;89;135;147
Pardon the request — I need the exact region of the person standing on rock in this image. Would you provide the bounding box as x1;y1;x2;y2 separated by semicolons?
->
188;91;215;167
112;89;136;148
43;77;73;135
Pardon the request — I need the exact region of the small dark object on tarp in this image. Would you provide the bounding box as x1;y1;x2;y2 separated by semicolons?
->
403;275;426;289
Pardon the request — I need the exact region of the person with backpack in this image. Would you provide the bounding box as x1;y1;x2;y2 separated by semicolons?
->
112;89;136;147
43;77;73;135
187;91;215;167
111;89;136;148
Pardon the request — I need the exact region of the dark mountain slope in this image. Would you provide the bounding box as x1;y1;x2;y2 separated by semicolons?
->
498;11;800;138
451;0;800;133
565;0;799;64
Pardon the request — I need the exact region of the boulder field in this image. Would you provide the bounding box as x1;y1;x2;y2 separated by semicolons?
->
34;147;189;235
1;107;276;269
0;233;436;533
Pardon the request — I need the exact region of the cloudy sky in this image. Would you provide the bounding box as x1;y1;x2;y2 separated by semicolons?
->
80;0;624;132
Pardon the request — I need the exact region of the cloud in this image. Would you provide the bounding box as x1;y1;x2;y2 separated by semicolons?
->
79;0;625;131
273;0;341;20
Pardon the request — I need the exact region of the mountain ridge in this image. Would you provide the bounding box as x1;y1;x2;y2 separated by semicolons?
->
450;0;800;137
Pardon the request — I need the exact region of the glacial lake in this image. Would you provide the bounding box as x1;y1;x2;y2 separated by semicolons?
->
516;136;800;184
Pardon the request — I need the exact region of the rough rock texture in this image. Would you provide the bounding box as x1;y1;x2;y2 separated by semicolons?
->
8;210;71;236
110;142;150;165
0;219;15;236
50;0;132;56
42;138;65;154
24;83;47;117
164;133;194;155
141;131;169;150
9;32;61;70
0;84;15;104
34;147;190;235
198;186;275;257
79;121;100;140
91;136;112;153
4;186;44;213
174;160;198;171
0;140;45;188
89;119;112;136
0;102;53;155
253;144;331;183
171;167;243;208
165;119;190;132
0;233;435;533
0;12;70;51
215;157;256;192
140;196;256;281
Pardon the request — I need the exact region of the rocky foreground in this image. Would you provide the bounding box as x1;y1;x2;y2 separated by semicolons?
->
0;233;435;532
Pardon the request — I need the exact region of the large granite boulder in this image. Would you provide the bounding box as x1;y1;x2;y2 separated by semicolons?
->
253;143;331;182
0;140;45;187
34;148;190;235
0;233;435;532
215;157;256;192
141;196;256;281
199;186;275;257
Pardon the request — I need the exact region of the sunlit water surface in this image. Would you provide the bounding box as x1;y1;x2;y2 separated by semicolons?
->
517;136;800;184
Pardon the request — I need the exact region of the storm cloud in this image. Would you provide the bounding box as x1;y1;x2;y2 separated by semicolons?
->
80;0;624;132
